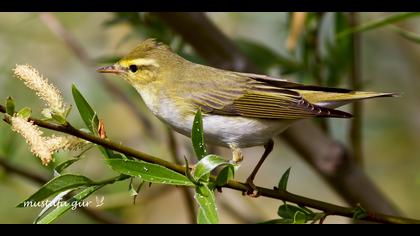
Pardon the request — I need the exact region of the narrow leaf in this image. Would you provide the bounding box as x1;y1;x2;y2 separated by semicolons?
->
278;167;291;191
36;185;102;224
191;109;207;160
394;27;420;44
17;107;31;120
215;165;235;187
197;207;210;224
353;205;368;220
6;96;15;115
71;84;99;133
17;174;93;207
51;113;67;125
338;12;420;38
34;189;72;223
107;159;194;186
195;184;218;224
293;211;307;224
71;84;113;159
194;154;229;181
278;204;312;221
259;218;294;224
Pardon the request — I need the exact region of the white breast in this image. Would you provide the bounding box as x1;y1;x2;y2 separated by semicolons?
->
201;115;294;147
155;104;294;148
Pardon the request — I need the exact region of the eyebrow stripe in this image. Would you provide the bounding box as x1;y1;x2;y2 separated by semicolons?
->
128;58;160;68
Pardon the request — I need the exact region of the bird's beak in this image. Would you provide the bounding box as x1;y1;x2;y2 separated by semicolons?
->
96;65;124;74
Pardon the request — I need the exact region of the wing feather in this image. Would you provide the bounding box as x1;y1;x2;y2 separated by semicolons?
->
188;72;352;119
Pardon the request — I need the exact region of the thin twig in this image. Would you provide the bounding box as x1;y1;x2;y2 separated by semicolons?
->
1;106;418;224
166;128;196;223
0;156;122;224
349;12;364;166
38;12;154;135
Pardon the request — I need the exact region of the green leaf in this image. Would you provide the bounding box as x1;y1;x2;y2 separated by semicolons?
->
194;154;229;181
54;159;79;174
394;27;420;44
195;184;218;224
34;189;72;223
197;207;210;224
259;218;294;224
107;159;194;186
299;205;315;215
17;174;94;207
337;12;420;38
191;109;207;160
16;107;31;120
71;84;99;133
71;84;113;159
353;205;368;220
5;96;15;115
63;105;72;118
293;211;307;224
215;165;235;187
278;204;312;224
51;113;67;125
36;185;102;224
278;167;291;191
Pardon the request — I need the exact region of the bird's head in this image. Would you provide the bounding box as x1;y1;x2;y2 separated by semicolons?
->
97;39;176;87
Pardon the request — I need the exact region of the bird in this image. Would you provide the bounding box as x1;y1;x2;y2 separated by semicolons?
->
97;38;395;193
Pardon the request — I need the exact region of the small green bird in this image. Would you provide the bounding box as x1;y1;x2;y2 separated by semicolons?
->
98;39;395;193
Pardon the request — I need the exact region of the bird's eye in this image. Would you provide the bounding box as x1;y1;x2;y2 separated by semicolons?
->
129;65;138;73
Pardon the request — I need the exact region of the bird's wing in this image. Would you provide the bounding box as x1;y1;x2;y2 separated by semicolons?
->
188;72;352;119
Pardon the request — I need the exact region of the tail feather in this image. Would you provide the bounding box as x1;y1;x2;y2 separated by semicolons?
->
298;91;397;109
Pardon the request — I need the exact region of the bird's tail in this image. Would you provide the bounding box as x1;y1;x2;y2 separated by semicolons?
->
298;90;398;109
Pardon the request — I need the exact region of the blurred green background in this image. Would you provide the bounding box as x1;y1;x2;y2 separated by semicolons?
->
0;12;419;223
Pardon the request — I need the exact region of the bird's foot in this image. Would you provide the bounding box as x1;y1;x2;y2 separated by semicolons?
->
244;177;260;198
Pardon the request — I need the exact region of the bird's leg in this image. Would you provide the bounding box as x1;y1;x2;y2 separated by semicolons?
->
229;143;244;164
245;139;274;197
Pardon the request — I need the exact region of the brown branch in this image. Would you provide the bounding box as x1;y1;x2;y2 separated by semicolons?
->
153;12;400;216
0;156;122;224
1;105;418;224
38;12;154;135
349;12;364;165
166;128;196;223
